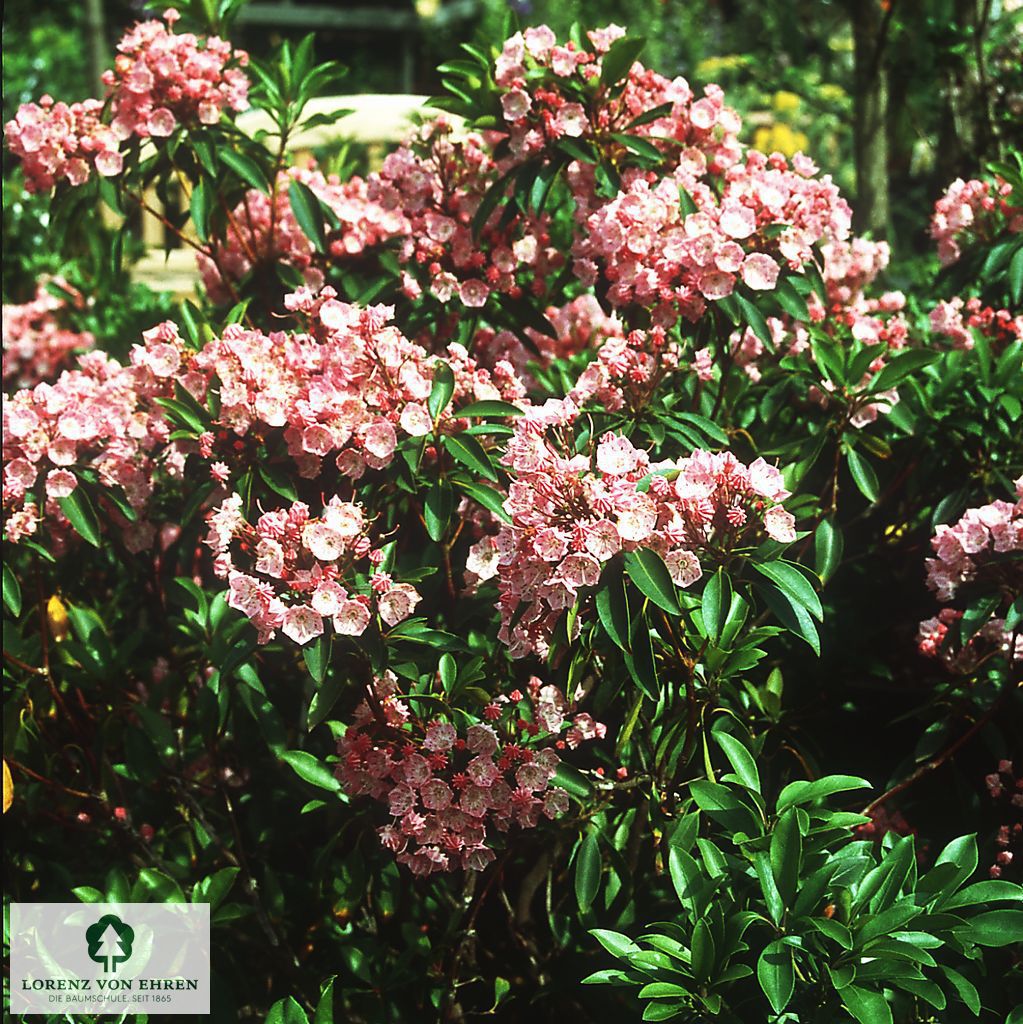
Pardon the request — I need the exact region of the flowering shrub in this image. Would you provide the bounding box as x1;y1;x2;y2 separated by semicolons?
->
3;7;1022;1024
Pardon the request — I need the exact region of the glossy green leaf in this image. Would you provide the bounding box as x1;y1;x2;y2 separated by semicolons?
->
770;808;802;907
442;434;499;482
289;179;327;251
715;731;760;793
595;572;631;652
57;485;102;548
599;36;646;86
757;939;794;1014
575;832;602;913
2;563;22;617
220;148;269;192
840;984;893;1024
752;560;823;621
701;568;730;643
846;448;880;503
428;361;455;421
814;517;843;584
424;478;454;542
281;751;340;793
624;548;681;615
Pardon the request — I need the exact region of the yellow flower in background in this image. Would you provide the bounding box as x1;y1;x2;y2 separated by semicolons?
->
3;760;13;813
47;593;69;642
695;54;750;79
753;122;810;158
772;90;801;114
818;83;848;105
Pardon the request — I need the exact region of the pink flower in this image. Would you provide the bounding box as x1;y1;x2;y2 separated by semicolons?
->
282;605;323;645
764;506;797;543
741;253;780;290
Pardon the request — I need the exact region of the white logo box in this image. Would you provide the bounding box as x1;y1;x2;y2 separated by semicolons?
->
10;902;210;1015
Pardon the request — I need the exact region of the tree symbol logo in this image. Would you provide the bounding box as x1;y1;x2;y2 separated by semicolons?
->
85;914;135;973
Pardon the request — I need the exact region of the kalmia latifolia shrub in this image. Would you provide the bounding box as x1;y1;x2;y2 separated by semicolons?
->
3;6;1022;1024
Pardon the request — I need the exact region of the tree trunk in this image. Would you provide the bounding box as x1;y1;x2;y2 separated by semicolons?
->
84;0;108;96
849;0;890;239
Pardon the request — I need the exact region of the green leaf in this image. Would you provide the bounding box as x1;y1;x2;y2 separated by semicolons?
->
314;977;336;1024
814;518;843;584
690;918;715;982
700;568;730;643
194;866;240;910
219;148;269;192
428;361;455;421
770;808;802;907
281;750;340;793
266;996;310;1024
624;620;659;699
2;563;22;617
72;886;105;903
735;291;772;346
715;732;760;793
776;775;872;812
453;479;510;521
289;179;327;251
846;448;879;503
757;939;794;1014
442;433;499;482
575;832;602;913
590;928;639;960
302;632;331;684
190;177;213;243
941;880;1023;909
136;868;186;904
871;349;939;392
456;400;523;418
956;909;1023;946
624;548;681;615
595;572;631;652
840;984;893;1024
57;486;102;547
752;560;823;621
424;478;454;542
940;966;980;1016
1010;245;1023;306
599;36;646;86
553;762;594;800
258;463;300;502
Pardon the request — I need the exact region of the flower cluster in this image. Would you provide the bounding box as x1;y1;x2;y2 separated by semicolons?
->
102;9;249;140
2;326;186;549
337;672;602;874
189;291;526;482
3;281;95;388
204;494;419;645
199;167;409;304
929;296;1023;352
467;398;794;657
985;760;1023;880
494;25;742;179
568;325;682;414
4;98;123;192
918;480;1023;668
371;119;562;311
574;149;851;326
930;176;1021;265
5;11;248;193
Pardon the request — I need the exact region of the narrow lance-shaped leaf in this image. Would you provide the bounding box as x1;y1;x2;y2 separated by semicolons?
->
575;832;601;913
288;179;327;251
623;548;681;615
